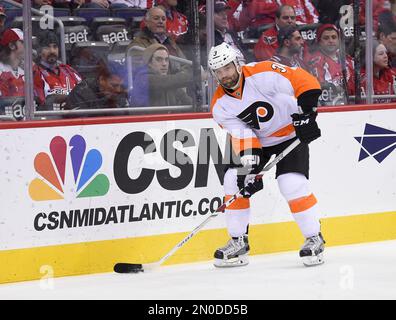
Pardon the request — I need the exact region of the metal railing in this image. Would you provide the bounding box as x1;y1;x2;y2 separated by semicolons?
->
34;105;197;117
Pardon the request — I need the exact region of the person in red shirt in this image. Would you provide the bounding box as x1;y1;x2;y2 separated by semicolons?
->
359;0;392;32
378;22;396;70
254;5;297;61
277;0;319;25
152;0;188;41
33;30;82;108
0;28;25;98
359;41;396;103
306;24;354;105
269;25;309;70
234;0;280;31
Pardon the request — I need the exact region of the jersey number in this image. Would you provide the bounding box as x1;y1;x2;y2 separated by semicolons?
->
271;63;287;73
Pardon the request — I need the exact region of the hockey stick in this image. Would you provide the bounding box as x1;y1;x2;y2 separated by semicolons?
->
113;138;301;273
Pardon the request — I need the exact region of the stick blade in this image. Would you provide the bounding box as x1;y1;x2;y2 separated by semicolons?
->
114;263;144;274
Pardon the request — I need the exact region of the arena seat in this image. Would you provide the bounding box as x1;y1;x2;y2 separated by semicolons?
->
90;16;126;34
57;16;88;27
11;16;43;35
62;25;92;53
73;7;111;24
3;8;22;28
52;7;71;17
95;24;130;44
70;41;111;79
111;7;146;28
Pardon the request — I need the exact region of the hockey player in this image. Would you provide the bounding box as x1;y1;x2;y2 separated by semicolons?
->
209;42;325;268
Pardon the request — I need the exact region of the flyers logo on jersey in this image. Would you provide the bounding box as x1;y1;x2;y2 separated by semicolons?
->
237;101;274;129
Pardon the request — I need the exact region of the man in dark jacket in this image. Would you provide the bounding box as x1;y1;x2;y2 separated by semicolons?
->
198;1;248;67
65;61;128;110
130;44;194;107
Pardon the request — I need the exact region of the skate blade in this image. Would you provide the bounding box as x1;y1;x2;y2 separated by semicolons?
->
213;254;249;268
302;253;324;267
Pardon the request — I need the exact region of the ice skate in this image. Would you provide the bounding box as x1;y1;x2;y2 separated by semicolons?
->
299;232;325;267
214;235;250;268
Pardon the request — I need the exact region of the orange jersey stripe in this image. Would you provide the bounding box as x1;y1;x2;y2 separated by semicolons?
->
243;61;321;98
288;194;318;213
269;123;295;137
225;195;250;210
231;136;262;155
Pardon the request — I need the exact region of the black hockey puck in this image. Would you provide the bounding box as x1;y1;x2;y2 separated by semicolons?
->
114;263;144;273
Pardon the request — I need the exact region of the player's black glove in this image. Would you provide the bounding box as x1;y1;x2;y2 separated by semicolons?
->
237;175;263;198
291;111;321;144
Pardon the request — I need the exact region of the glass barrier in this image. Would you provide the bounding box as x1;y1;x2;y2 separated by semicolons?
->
0;0;395;121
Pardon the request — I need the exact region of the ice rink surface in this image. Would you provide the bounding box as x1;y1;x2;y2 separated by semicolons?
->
1;240;396;300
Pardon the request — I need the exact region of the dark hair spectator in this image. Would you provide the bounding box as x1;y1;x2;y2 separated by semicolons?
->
65;61;128;111
33;30;82;109
197;1;248;66
357;40;396;103
359;0;392;32
277;0;319;24
254;5;297;61
378;21;396;69
269;25;309;69
305;24;354;105
130;43;195;107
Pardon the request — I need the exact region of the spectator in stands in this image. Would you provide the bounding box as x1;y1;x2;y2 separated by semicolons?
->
199;1;247;65
0;6;6;33
0;28;25;97
128;6;187;65
254;5;297;61
277;0;319;24
130;43;193;107
378;22;396;69
359;40;396;103
307;24;354;105
156;0;188;41
269;25;308;69
359;0;392;32
232;0;279;31
33;30;82;109
65;61;128;110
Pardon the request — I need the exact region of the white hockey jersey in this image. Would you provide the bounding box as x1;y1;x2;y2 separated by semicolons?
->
211;61;321;154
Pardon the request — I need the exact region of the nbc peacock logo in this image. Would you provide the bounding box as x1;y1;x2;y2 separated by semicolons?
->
29;135;110;201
